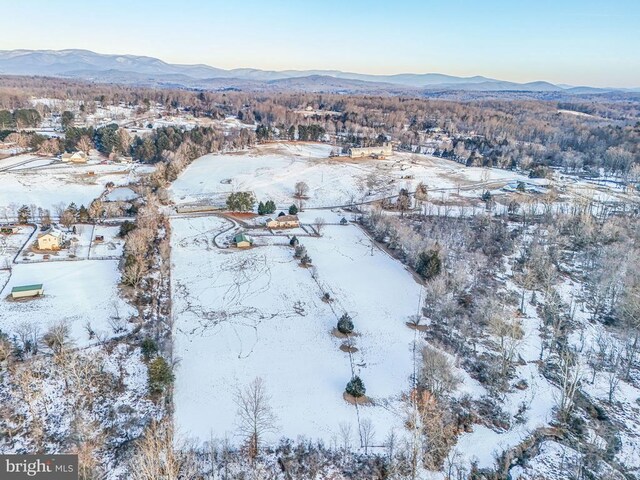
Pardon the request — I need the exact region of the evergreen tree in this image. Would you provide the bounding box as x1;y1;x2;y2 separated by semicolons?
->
264;200;276;214
17;205;31;224
257;201;266;215
289;235;299;247
416;249;442;280
77;205;90;223
226;192;256;212
337;313;354;334
147;356;174;394
141;337;158;361
288;204;299;215
346;376;366;398
61;111;75;129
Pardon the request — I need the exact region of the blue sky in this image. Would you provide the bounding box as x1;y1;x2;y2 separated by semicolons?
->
2;0;639;87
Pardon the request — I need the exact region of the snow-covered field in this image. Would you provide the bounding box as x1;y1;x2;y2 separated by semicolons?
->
0;226;34;267
0;157;153;212
171;214;421;446
170;142;545;211
0;260;136;346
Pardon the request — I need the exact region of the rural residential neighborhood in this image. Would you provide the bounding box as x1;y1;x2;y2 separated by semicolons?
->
0;1;639;479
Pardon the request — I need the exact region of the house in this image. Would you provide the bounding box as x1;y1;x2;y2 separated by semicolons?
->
37;228;63;250
61;151;88;163
0;225;19;235
266;215;300;229
348;143;393;159
233;233;253;248
11;284;44;299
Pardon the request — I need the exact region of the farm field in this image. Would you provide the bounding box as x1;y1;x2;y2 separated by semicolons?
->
170;142;548;210
0;260;136;347
171;214;423;445
0;155;153;212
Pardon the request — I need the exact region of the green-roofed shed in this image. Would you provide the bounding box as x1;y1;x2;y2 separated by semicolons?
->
233;233;253;248
11;284;44;299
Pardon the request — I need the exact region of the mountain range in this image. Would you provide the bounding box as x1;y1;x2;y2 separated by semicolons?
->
0;49;637;95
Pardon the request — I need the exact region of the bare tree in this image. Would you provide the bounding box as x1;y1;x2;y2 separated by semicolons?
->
234;377;277;461
294;181;309;199
129;420;182;480
43;321;72;355
339;422;353;453
556;350;582;420
419;346;461;399
77;135;93;154
313;217;326;236
360;418;375;454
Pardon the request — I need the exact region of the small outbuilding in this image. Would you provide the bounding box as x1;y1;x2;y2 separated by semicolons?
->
233;233;253;248
11;284;44;299
0;225;19;234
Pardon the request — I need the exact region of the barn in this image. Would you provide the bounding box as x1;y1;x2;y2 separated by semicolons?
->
348;143;393;159
233;233;253;248
11;284;44;299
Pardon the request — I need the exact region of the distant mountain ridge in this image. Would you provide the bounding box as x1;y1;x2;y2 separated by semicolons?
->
0;49;637;94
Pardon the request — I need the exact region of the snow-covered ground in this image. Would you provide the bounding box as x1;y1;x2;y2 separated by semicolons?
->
105;187;139;202
0;260;136;346
0;158;153;212
90;225;125;258
171;214;421;446
170;142;547;211
0;226;34;267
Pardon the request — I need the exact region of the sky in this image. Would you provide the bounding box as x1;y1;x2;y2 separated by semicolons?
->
1;0;639;87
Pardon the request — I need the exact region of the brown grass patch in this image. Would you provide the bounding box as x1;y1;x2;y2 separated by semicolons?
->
339;343;358;353
331;327;359;339
227;212;258;220
343;392;374;406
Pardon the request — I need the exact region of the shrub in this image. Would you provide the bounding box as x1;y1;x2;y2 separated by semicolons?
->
300;254;312;266
119;220;136;238
226;191;256;212
416;249;442;280
345;376;366;398
148;356;174;394
289;235;299;247
294;245;306;259
337;313;354;334
264;200;276;214
141;337;158;361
